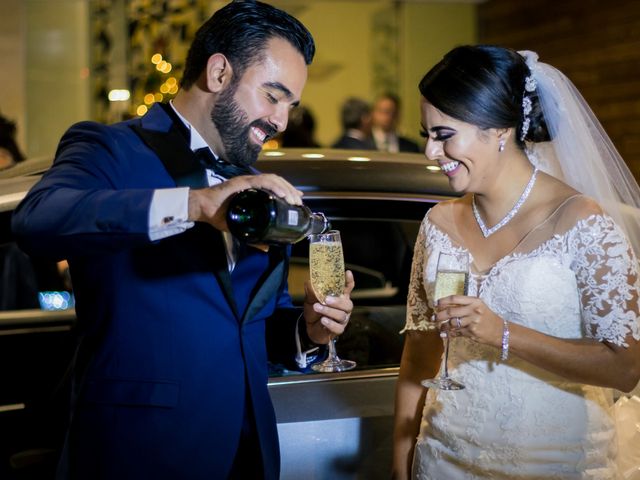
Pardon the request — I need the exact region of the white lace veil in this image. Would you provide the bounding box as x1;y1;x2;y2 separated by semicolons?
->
519;50;640;256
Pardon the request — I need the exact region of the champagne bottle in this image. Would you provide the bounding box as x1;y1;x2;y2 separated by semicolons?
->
226;188;331;244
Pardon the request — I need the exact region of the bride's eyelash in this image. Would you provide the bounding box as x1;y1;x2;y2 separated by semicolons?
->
435;133;453;141
419;130;454;141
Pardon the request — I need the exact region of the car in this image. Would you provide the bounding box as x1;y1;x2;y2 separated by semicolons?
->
0;148;456;479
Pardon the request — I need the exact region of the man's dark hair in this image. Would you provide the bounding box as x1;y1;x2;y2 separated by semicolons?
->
181;0;315;89
377;91;401;109
341;97;371;130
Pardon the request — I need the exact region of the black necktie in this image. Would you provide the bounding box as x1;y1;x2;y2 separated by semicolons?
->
194;147;250;179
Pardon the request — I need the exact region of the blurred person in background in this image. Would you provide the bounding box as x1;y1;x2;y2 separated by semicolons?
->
0;113;72;306
331;96;376;150
280;104;320;147
0;113;26;170
0;113;40;310
371;92;420;153
12;2;354;479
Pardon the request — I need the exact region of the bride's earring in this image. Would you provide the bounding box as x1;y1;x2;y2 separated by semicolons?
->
498;139;505;152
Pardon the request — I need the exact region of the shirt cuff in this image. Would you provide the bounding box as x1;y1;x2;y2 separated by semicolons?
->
149;187;194;241
294;313;323;369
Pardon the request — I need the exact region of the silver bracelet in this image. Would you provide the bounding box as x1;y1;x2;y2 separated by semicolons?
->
500;319;510;361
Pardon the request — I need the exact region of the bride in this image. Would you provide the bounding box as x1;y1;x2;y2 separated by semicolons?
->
392;45;640;479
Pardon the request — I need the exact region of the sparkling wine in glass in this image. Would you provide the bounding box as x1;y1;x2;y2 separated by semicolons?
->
308;230;356;372
421;251;469;390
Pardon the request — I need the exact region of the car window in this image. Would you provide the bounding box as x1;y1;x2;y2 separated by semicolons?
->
281;197;434;372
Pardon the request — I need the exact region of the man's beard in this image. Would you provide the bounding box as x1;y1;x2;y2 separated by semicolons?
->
211;84;277;168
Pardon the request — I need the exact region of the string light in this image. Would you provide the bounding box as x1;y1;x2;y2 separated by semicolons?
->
136;53;180;116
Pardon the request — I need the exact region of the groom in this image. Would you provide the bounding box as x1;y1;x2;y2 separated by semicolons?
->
12;2;354;479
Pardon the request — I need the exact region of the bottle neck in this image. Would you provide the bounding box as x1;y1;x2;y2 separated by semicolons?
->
308;211;331;236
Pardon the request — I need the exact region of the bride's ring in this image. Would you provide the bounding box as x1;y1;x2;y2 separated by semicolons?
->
454;317;462;328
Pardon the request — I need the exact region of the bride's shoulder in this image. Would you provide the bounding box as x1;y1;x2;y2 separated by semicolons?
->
537;174;603;219
536;176;607;234
427;195;470;224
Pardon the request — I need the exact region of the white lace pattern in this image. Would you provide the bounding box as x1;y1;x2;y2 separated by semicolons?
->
404;212;640;479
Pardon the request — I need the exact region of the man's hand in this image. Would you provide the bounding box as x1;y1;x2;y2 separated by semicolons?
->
303;270;355;345
187;173;303;231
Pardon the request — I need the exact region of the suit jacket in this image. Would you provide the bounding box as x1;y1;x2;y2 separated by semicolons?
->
12;103;298;480
397;136;421;153
373;129;421;153
331;133;376;150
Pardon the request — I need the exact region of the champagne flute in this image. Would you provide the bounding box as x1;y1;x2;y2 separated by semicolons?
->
421;251;469;390
308;230;356;372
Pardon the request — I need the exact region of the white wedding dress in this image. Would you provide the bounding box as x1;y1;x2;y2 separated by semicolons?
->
404;197;640;479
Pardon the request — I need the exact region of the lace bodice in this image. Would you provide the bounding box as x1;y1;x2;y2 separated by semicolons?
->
405;209;640;479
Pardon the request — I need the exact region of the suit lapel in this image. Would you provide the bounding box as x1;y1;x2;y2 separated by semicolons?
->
130;103;239;319
241;247;287;324
130;103;208;188
193;224;240;320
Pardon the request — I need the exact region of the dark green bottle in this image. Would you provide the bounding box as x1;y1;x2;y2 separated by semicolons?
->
226;188;330;244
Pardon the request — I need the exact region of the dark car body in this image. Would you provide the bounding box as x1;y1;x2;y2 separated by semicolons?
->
0;149;455;479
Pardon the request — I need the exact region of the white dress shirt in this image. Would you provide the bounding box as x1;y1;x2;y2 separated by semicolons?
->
372;127;399;153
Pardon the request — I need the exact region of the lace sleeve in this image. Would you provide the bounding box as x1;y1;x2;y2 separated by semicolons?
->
401;216;436;333
568;215;640;346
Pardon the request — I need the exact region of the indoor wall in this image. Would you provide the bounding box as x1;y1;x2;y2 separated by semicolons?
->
479;0;640;180
0;0;478;159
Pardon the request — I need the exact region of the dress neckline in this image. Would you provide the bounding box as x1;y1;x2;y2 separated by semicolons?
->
429;193;590;275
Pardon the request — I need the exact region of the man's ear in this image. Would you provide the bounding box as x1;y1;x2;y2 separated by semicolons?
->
205;53;233;93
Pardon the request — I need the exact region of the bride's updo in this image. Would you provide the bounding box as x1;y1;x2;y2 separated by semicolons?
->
418;45;551;148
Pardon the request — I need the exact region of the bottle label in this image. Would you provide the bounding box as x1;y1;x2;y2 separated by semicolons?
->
287;209;299;226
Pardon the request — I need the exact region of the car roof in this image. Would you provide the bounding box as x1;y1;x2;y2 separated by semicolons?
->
0;149;456;213
256;148;454;200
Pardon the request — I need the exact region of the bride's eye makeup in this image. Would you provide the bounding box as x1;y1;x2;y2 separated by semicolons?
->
420;126;455;141
434;132;454;141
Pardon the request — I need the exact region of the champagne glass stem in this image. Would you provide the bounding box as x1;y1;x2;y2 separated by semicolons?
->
327;338;339;361
311;335;356;372
441;333;451;380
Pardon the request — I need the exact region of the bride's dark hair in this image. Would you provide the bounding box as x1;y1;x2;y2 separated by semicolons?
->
418;45;550;148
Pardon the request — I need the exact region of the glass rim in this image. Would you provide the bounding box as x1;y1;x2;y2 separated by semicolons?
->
308;229;341;241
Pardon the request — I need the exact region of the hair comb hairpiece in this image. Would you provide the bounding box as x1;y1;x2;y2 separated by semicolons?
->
520;76;536;141
524;76;537;92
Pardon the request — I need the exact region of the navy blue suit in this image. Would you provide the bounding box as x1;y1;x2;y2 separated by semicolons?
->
12;103;298;479
331;133;376;150
397;136;421;153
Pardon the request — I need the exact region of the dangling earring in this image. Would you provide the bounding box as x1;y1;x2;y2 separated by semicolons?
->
498;139;505;152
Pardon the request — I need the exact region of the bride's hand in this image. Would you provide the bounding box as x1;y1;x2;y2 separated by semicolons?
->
435;295;503;348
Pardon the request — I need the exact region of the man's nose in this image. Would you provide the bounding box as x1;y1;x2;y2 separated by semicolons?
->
269;105;289;133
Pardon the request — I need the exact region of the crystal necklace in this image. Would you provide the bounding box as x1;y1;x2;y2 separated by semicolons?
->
472;168;539;238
